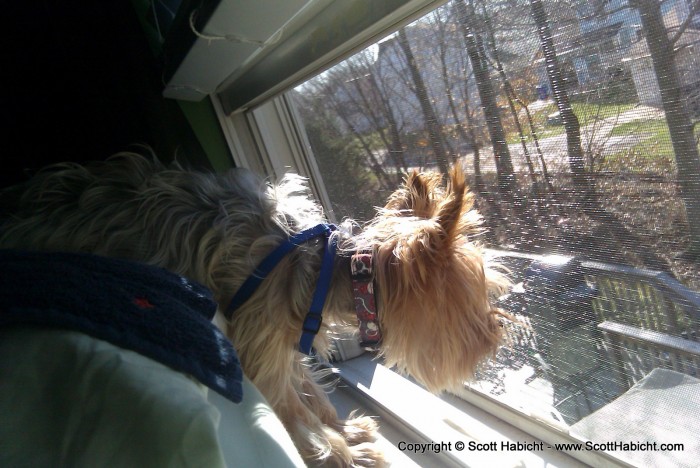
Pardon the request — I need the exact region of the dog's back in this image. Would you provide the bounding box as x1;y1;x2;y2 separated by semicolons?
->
0;153;311;301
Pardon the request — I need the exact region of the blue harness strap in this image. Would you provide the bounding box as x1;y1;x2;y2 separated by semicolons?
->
225;223;338;355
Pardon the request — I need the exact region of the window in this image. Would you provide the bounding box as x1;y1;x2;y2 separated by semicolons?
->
282;0;700;466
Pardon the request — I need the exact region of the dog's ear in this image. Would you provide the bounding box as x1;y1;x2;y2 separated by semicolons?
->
434;167;475;245
382;168;478;250
385;170;443;218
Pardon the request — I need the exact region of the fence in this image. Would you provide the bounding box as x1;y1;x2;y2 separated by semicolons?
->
598;320;700;387
583;260;700;340
491;250;700;394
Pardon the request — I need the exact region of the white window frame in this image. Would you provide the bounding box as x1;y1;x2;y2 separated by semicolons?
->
212;95;336;222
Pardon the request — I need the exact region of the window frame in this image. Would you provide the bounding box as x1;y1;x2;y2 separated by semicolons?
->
212;95;336;221
205;0;700;463
212;91;635;468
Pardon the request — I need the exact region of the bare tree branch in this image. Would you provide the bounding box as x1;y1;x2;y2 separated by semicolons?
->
669;0;700;45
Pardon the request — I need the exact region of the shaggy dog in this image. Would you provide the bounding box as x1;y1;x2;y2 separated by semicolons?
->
0;153;507;466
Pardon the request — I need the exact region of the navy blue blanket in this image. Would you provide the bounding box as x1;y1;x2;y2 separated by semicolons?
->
0;249;243;403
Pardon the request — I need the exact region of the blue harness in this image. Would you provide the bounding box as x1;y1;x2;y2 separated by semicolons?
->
225;224;338;355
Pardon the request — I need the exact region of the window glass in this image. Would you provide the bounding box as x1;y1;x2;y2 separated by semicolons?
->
291;0;700;463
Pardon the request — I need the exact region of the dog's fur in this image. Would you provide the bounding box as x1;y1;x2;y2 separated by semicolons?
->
0;153;507;466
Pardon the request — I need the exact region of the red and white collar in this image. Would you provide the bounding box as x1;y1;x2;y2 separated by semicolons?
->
350;251;382;349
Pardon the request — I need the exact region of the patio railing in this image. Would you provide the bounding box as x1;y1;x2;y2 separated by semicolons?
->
598;320;700;388
583;260;700;340
492;250;700;394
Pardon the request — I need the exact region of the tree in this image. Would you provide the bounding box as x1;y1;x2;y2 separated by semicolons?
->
429;7;482;171
562;0;700;258
628;0;700;258
455;0;518;195
427;5;507;222
292;89;381;220
396;28;452;176
300;48;413;188
528;0;672;270
344;54;409;180
478;0;555;193
529;0;596;205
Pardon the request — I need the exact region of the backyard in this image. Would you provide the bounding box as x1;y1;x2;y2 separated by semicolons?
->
440;95;699;292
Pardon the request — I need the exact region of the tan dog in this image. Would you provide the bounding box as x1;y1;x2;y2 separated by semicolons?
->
0;153;507;466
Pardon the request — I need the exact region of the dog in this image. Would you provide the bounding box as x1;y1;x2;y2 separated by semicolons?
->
0;152;507;466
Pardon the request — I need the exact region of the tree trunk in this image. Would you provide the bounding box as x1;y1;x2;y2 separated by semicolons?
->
396;28;451;176
529;0;595;206
481;9;538;184
631;0;700;257
433;9;477;169
455;0;516;195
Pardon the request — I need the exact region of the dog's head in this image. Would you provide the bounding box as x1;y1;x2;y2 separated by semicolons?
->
356;168;508;392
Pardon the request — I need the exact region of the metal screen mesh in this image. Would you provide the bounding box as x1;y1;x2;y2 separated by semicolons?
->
293;1;700;465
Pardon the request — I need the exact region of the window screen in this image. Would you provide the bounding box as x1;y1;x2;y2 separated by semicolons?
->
291;0;700;464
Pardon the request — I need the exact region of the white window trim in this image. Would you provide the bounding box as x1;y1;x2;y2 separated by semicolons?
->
212;94;336;222
333;354;633;468
213;92;633;467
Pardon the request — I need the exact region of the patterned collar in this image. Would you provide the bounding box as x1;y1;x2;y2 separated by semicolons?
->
350;251;382;349
224;225;382;354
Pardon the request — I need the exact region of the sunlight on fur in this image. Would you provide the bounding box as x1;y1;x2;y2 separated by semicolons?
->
0;152;509;466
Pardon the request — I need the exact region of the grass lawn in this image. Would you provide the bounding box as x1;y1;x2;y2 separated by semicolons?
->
603;118;678;170
505;100;694;171
608;117;668;141
506;101;638;144
573;101;638;121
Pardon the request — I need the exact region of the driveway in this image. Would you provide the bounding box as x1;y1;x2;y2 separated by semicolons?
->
460;105;666;173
